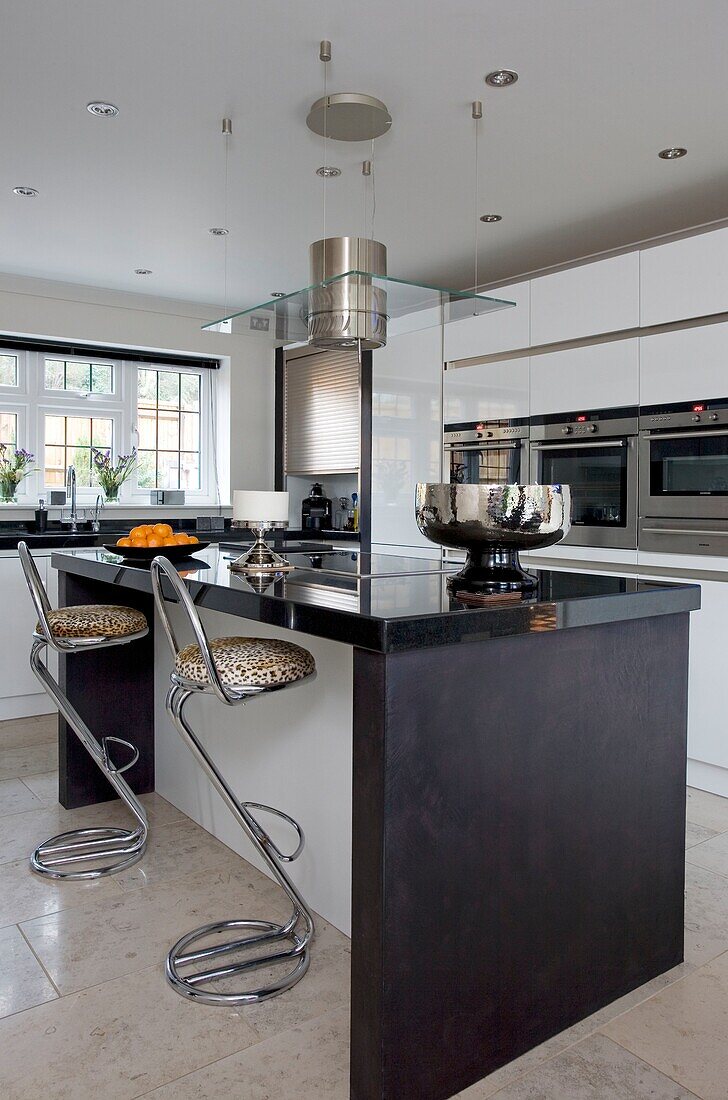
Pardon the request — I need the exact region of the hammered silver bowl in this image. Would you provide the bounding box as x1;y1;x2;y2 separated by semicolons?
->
415;483;571;592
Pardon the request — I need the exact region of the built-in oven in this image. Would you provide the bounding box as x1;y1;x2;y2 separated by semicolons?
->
444;419;529;487
639;399;728;555
530;408;639;549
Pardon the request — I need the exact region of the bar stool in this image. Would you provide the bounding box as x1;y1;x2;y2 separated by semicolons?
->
150;555;316;1006
18;541;150;879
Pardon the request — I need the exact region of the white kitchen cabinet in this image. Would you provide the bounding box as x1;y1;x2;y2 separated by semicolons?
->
636;567;728;798
443;281;530;363
371;326;442;551
443;357;530;425
529;338;639;416
530;253;639;346
639;321;728;406
640;226;728;327
0;552;55;720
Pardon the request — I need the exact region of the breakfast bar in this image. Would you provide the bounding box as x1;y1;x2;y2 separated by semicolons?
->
50;545;699;1100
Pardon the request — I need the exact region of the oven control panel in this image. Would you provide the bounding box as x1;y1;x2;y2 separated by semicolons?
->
639;399;728;431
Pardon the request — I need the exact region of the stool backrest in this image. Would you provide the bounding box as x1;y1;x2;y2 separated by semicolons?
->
18;541;55;645
150;555;233;703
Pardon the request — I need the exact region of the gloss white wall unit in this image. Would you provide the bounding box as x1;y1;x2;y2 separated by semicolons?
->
371;325;442;551
640;226;728;327
639;321;728;405
0;550;56;719
529;338;639;416
530;253;640;347
443;357;530;424
443;282;530;362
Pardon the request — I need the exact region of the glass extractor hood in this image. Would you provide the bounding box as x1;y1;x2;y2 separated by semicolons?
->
202;270;516;344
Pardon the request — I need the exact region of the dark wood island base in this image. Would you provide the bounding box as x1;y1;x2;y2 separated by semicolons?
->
50;548;699;1100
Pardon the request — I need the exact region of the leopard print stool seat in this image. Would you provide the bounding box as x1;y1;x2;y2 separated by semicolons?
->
175;636;316;689
39;604;148;640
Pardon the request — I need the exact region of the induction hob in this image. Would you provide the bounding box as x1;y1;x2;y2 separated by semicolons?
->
283;550;456;579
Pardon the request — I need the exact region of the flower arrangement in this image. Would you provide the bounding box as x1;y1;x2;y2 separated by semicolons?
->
92;448;137;502
0;443;34;503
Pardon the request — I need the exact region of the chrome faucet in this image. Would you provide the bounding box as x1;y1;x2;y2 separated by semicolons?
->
92;494;103;533
66;465;78;531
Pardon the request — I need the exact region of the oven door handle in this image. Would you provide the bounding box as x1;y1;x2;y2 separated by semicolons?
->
531;440;625;450
446;441;521;451
642;429;728;441
641;527;728;537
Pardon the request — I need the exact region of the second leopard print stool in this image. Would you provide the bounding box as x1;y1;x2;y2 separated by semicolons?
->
150;554;316;1007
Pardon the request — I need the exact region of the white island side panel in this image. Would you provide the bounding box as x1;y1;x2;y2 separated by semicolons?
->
154;603;354;936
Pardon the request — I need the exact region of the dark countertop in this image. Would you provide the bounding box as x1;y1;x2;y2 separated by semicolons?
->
50;545;701;654
0;524;358;551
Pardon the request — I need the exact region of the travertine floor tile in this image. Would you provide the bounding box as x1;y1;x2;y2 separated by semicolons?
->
0;777;42;816
139;791;188;825
603;949;728;1100
0;855;121;928
0;964;261;1100
21;769;59;806
686;821;718;849
21;861;302;995
450;965;692;1098
144;1007;350;1099
113;818;243;891
684;863;728;966
0;924;57;1019
467;1033;698;1098
0;712;56;750
686;829;728;880
0;803;71;864
0;740;58;781
686;787;728;834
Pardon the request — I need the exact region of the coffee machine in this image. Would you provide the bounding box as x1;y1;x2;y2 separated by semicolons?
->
301;482;333;531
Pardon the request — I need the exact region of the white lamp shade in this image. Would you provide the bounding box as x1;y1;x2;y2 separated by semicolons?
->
233;490;289;524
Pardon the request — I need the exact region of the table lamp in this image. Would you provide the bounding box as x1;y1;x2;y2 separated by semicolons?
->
229;490;293;574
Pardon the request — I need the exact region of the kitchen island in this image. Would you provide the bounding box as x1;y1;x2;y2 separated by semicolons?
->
50;546;699;1100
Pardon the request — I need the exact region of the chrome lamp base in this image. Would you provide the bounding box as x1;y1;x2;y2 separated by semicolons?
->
228;521;293;575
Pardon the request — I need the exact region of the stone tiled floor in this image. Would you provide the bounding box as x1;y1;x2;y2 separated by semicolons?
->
1;713;728;1099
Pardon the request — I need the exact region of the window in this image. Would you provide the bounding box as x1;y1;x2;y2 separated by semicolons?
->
136;368;201;490
0;355;18;387
0;411;17;446
44;358;114;395
0;348;217;504
44;414;114;487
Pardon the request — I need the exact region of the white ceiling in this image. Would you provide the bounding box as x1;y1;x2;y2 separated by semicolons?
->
2;0;728;311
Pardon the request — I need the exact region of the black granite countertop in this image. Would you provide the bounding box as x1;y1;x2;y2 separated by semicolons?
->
50;545;701;653
0;523;357;551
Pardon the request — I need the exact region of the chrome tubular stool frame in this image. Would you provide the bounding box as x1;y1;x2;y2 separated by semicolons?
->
18;542;150;879
150;556;315;1006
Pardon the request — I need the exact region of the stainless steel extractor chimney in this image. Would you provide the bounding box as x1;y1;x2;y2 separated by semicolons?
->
307;236;388;349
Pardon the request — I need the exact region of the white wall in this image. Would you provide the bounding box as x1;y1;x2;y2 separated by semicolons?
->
0;272;275;518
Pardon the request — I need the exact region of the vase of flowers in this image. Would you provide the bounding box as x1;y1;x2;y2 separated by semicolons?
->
92;448;137;503
0;444;34;503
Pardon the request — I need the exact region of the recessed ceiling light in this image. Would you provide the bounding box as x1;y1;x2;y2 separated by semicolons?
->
209;227;230;236
484;69;518;87
271;291;286;297
480;214;502;223
134;268;152;275
658;147;687;160
87;101;119;117
316;166;342;178
13;186;38;197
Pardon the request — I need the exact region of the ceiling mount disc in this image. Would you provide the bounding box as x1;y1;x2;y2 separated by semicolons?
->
306;93;392;141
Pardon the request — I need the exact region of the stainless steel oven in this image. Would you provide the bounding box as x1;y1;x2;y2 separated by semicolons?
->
530;408;639;549
444;420;529;487
639;399;728;554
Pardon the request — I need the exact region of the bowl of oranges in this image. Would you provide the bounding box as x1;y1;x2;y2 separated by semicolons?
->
104;524;209;562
